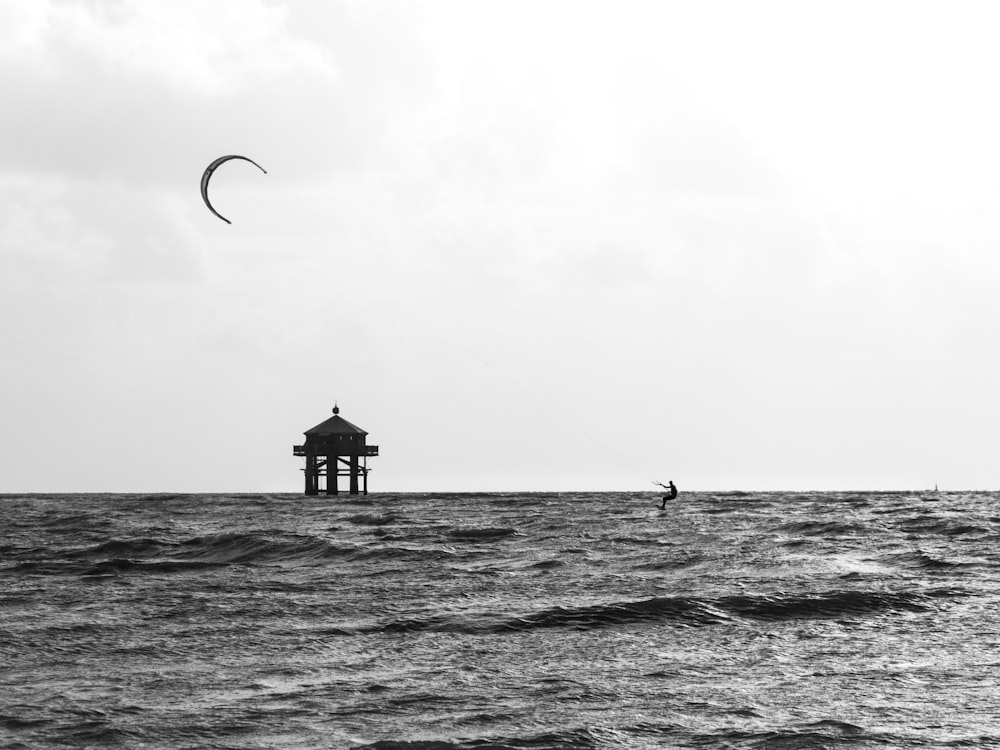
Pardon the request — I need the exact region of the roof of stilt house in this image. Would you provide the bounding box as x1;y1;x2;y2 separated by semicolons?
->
304;405;368;436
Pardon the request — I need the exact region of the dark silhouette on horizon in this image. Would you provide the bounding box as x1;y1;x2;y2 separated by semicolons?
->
292;404;378;496
657;481;678;509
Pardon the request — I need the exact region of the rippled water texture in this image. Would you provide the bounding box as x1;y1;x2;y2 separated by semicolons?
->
3;491;1000;748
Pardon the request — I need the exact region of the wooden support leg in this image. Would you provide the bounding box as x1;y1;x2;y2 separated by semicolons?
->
349;455;359;495
305;455;317;495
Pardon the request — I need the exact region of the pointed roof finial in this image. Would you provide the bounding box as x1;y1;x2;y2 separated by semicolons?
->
332;402;339;415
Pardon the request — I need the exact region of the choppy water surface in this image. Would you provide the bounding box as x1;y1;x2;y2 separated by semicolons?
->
3;491;1000;748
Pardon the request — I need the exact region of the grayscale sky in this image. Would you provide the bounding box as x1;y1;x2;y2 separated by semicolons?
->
3;1;999;493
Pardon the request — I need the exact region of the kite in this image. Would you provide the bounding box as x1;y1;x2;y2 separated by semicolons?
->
200;155;267;224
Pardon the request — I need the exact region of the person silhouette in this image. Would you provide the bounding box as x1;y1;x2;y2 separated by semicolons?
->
657;481;678;509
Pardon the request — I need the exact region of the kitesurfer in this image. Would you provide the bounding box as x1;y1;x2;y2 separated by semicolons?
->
657;481;678;509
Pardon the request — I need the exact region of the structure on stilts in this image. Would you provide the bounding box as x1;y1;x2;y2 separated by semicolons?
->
293;405;378;495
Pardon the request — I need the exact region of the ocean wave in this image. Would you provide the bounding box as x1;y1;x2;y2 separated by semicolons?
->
341;545;459;564
352;726;604;749
348;512;403;526
174;532;461;567
521;589;943;629
79;558;227;576
717;589;938;620
5;557;227;577
501;597;730;631
448;527;520;541
134;493;188;502
3;531;460;576
74;538;170;558
528;559;564;570
899;516;992;536
632;553;703;571
699;719;878;748
38;512;106;530
879;550;963;570
608;535;673;546
360;588;946;635
175;532;336;564
776;520;868;536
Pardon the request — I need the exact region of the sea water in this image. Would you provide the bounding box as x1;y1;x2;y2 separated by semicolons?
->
2;491;999;748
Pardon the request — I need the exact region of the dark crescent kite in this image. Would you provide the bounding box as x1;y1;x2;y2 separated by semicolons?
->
200;155;267;224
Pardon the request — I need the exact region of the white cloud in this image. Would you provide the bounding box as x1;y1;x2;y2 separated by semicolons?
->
0;0;51;63
5;0;336;95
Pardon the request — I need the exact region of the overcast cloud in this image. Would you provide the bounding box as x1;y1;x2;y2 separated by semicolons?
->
3;1;1000;492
